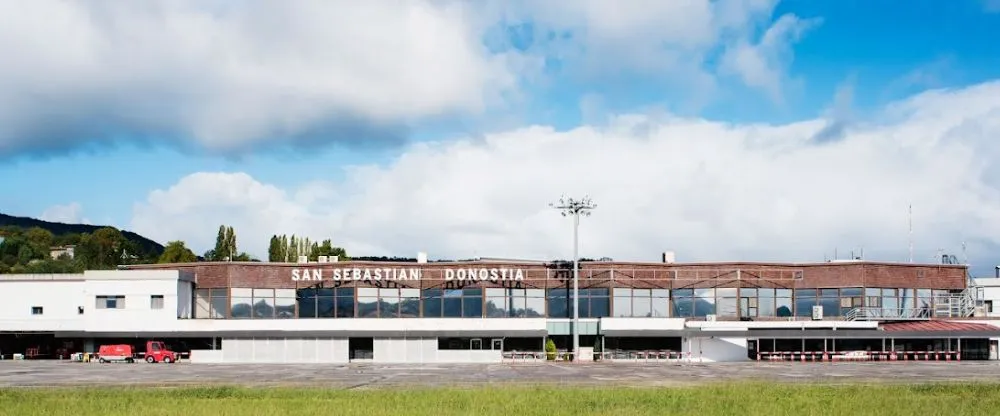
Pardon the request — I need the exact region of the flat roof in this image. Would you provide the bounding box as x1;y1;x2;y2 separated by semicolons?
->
124;259;967;269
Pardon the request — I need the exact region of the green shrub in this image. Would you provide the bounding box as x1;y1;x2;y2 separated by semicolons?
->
544;339;557;361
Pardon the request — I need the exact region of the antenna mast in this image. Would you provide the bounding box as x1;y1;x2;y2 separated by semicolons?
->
908;204;913;263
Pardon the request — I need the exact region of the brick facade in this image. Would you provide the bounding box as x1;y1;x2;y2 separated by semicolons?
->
124;260;968;291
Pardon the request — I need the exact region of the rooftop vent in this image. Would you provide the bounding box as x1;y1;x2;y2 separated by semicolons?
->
417;252;428;264
296;255;308;264
661;251;676;264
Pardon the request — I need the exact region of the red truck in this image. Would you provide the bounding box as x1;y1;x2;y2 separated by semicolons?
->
97;341;179;364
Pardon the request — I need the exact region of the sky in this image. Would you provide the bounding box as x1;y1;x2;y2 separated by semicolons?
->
2;0;1000;275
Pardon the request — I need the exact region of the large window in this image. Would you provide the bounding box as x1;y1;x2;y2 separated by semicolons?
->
612;288;667;317
549;288;610;318
422;289;483;318
297;287;354;318
194;289;228;319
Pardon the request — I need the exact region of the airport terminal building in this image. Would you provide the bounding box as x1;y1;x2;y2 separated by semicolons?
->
3;254;1000;364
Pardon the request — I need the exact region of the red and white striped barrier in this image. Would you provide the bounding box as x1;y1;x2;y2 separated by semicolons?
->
756;350;962;362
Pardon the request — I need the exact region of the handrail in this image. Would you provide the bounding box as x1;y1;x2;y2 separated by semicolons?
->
845;307;931;321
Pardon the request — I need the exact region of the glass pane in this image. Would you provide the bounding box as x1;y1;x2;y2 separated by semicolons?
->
651;297;668;317
841;287;863;297
511;296;527;318
486;295;507;318
253;288;274;298
775;297;793;317
612;295;631;317
231;288;252;297
820;289;839;297
357;297;378;317
739;288;757;297
463;296;483;318
253;296;274;319
358;287;378;297
672;288;694;297
612;288;632;297
317;297;335;318
275;296;295;318
695;289;714;298
716;297;737;317
632;295;652;317
672;297;693;317
775;289;792;298
399;297;419;318
336;296;354;318
275;289;295;298
485;288;506;297
589;296;610;318
632;289;651;297
210;296;228;319
716;288;737;297
230;297;251;319
524;296;545;317
795;297;816;317
423;296;442;318
694;297;715;317
443;298;462;317
758;296;775;317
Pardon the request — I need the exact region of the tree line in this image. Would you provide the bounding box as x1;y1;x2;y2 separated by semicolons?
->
0;223;350;274
0;225;154;274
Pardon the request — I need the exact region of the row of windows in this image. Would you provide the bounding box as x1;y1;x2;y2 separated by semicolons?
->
29;295;164;316
194;287;958;319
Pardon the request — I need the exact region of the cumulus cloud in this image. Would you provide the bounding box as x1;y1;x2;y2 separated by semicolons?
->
0;0;815;158
0;0;517;157
131;81;1000;271
40;202;91;225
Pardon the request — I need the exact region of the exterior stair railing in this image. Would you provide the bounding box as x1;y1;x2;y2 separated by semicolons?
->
844;307;932;321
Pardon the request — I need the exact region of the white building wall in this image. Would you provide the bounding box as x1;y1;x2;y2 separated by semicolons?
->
684;337;749;362
0;270;188;333
189;337;350;364
371;338;502;364
0;278;85;331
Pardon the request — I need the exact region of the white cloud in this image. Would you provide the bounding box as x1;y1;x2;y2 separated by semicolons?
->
720;13;821;102
0;0;817;157
0;0;518;154
131;81;1000;270
40;202;91;225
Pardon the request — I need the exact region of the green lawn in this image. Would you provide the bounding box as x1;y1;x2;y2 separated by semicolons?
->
1;383;998;416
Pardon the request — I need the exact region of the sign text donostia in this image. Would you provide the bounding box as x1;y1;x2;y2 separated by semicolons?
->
291;267;525;282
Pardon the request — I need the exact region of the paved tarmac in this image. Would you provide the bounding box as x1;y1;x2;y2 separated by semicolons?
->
2;360;1000;388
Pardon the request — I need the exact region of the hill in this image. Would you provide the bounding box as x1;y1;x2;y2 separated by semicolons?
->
0;213;164;256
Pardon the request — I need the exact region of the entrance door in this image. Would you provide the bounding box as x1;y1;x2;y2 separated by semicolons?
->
991;340;998;360
492;338;503;350
470;338;483;350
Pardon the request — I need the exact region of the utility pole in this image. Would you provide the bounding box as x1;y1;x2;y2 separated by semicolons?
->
550;196;596;362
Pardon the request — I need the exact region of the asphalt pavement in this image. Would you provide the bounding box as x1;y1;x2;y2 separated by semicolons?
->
3;360;1000;388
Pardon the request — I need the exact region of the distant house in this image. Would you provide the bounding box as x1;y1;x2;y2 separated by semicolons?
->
50;245;75;260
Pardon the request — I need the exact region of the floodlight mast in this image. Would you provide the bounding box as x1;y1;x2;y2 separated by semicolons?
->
549;196;596;362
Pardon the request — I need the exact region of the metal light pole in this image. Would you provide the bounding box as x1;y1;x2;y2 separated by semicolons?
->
550;196;596;361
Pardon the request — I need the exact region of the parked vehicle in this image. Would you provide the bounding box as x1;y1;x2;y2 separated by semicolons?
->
97;341;179;364
97;344;135;363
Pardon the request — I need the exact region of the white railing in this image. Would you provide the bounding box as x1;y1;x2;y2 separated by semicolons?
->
845;307;931;321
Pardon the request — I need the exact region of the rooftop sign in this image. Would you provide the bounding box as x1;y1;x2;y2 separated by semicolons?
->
291;267;525;282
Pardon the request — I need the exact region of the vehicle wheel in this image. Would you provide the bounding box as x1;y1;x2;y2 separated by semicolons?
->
163;357;172;363
126;358;134;363
146;356;156;363
99;358;107;363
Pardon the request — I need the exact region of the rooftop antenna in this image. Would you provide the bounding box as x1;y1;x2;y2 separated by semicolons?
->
908;204;913;263
962;241;968;265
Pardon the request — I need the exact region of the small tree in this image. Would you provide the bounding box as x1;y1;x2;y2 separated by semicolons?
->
545;339;557;361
